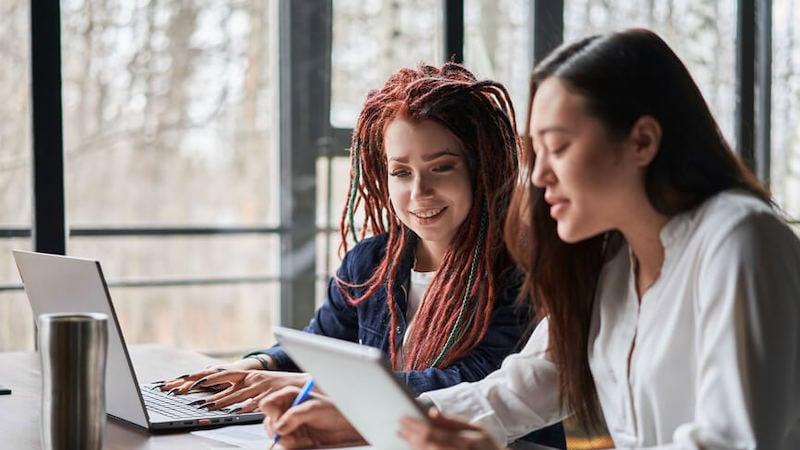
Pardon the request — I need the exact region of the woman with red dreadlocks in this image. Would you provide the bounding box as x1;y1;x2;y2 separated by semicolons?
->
159;61;564;448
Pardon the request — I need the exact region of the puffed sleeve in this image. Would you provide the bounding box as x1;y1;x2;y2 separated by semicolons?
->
652;212;800;449
420;318;568;446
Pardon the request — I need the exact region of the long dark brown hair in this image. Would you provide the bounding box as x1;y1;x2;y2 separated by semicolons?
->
505;29;770;426
340;62;521;371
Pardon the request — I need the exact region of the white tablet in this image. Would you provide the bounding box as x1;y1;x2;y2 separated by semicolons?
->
273;327;429;450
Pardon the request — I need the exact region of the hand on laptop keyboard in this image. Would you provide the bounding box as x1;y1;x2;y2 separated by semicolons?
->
153;358;261;395
155;366;312;414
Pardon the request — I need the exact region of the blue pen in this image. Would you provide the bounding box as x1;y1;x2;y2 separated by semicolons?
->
269;377;315;450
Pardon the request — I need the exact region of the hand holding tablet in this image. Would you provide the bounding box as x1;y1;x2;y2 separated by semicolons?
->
272;327;429;450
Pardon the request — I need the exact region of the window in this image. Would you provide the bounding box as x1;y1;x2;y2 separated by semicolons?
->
772;0;800;226
1;0;284;355
464;0;532;128
564;0;737;144
6;0;797;357
0;0;33;352
330;0;442;129
318;0;446;308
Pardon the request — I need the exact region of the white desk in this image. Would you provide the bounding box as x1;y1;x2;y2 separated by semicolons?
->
0;344;244;449
0;345;559;450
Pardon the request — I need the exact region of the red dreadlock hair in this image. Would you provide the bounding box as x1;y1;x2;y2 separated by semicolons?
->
338;62;520;371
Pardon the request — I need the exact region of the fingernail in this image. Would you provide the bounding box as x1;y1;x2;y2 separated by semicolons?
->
227;406;242;414
151;380;165;384
177;374;190;379
189;378;207;389
150;383;165;390
199;402;216;409
167;388;179;395
187;399;205;406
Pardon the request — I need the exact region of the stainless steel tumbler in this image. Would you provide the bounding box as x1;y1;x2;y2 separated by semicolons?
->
38;313;108;450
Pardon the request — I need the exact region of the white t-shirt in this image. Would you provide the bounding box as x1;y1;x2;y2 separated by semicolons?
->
404;269;436;345
396;269;436;368
423;190;800;449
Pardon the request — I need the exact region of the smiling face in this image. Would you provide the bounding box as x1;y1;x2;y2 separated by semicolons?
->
385;116;473;261
529;77;646;243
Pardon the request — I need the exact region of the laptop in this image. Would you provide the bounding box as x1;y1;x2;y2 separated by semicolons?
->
12;249;265;432
273;326;429;450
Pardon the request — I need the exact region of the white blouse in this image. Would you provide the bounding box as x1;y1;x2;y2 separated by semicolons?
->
422;191;800;449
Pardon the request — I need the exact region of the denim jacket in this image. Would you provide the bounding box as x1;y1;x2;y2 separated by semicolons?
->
252;233;566;449
255;233;531;394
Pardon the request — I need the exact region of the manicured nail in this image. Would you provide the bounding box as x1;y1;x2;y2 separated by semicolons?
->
176;374;190;379
151;380;165;384
187;399;206;406
227;406;242;414
189;378;207;389
199;401;215;409
150;383;165;390
167;388;179;395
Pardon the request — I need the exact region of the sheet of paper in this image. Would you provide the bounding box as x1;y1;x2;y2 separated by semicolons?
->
191;424;269;448
191;424;373;449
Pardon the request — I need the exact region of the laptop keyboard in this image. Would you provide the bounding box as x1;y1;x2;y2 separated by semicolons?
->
141;386;233;419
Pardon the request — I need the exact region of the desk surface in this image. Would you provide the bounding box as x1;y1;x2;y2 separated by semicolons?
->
1;346;560;450
0;344;245;449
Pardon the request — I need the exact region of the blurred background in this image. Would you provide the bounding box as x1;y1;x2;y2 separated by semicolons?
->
3;0;799;354
1;1;798;446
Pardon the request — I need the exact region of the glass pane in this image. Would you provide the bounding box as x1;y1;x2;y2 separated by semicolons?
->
1;235;282;353
111;283;278;357
316;154;353;308
0;0;31;352
331;0;443;128
52;0;281;355
68;235;281;280
0;238;31;285
563;0;737;145
0;290;35;352
464;0;531;129
317;155;356;239
69;235;281;355
315;231;341;310
60;0;280;227
772;0;800;218
0;0;32;228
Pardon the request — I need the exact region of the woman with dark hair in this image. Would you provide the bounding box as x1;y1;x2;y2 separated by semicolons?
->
395;28;800;449
159;61;564;448
260;29;800;449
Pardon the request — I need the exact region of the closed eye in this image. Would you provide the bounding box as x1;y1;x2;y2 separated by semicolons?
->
389;169;410;177
432;164;455;172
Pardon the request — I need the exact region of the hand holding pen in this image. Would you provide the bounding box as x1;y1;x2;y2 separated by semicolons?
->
269;377;315;450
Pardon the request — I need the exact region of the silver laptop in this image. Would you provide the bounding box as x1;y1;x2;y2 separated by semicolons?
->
273;326;429;450
12;249;264;432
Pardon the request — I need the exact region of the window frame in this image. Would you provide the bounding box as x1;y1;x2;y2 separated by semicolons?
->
4;0;786;344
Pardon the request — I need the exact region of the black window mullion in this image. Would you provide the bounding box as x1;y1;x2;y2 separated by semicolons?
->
30;0;66;255
530;0;564;66
443;0;464;63
278;0;333;329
